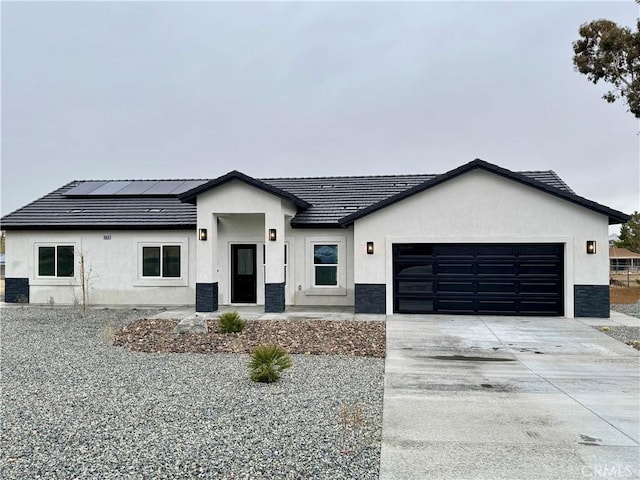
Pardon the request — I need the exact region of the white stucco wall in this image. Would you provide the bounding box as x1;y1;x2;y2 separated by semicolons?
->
194;180;354;307
285;225;355;306
352;169;610;317
195;181;295;287
5;229;196;305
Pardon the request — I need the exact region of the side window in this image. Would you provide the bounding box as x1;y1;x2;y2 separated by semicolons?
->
38;245;74;277
313;244;338;286
142;245;181;278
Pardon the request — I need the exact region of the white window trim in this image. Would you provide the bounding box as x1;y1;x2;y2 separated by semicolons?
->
306;236;346;296
32;240;80;286
134;239;189;287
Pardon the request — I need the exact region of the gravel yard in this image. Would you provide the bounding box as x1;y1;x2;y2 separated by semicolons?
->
608;302;640;350
1;307;384;479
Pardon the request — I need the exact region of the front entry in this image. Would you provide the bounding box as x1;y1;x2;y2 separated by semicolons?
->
231;244;257;303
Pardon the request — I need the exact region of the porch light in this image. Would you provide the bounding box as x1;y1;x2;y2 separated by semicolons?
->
198;228;207;241
269;229;277;241
367;242;374;255
586;240;596;254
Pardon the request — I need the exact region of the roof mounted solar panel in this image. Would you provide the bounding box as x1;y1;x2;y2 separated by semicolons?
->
89;181;132;195
114;180;159;195
64;181;108;196
143;181;185;195
170;180;209;194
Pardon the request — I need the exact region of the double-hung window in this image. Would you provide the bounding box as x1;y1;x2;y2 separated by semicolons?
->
313;244;338;286
142;245;181;278
38;245;74;277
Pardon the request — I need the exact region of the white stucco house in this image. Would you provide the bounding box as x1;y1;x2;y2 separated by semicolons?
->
1;159;629;318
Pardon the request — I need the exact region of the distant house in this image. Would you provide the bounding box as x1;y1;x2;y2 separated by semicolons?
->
609;246;640;272
0;159;630;318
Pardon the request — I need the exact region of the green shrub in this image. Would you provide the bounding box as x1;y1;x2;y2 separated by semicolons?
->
248;345;293;383
218;311;246;333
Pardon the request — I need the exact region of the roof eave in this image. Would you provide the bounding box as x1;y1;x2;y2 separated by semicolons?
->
1;224;196;231
339;159;631;226
178;170;311;209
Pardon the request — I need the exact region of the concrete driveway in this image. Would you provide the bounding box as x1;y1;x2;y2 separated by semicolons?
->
380;315;640;480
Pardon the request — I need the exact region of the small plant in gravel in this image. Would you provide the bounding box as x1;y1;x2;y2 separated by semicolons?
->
601;326;610;332
218;311;246;333
338;402;365;455
101;321;118;345
248;344;293;383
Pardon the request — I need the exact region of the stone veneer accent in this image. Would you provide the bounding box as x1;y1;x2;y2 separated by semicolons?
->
196;282;218;312
355;284;386;314
574;285;609;318
5;278;29;303
265;282;285;313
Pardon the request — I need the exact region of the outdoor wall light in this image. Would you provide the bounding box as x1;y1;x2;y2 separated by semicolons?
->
586;240;596;254
367;242;374;255
198;228;207;241
269;229;277;241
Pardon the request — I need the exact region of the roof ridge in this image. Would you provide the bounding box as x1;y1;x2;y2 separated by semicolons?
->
260;173;435;181
70;178;211;183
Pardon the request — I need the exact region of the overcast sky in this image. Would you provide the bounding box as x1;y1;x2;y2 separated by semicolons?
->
2;1;639;232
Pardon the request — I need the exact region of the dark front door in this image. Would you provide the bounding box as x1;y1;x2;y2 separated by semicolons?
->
231;244;257;303
393;243;564;316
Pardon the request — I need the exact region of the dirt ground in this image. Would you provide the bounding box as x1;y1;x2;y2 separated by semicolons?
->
610;286;640;304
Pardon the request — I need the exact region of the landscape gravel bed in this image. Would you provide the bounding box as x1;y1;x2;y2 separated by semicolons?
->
1;307;384;479
114;318;386;357
600;303;640;350
611;301;640;319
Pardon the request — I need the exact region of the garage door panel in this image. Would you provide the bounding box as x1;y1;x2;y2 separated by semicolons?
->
476;245;516;256
438;299;475;312
437;263;473;274
518;245;561;256
477;282;517;293
519;262;561;273
437;245;475;257
393;243;563;316
476;263;516;275
520;281;561;294
397;280;433;294
477;300;518;312
397;298;434;313
438;281;475;293
395;264;433;276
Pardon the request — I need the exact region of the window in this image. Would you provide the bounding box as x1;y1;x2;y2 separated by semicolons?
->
38;245;74;277
142;245;181;278
314;244;338;286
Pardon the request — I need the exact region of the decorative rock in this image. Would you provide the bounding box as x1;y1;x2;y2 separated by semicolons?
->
172;314;208;335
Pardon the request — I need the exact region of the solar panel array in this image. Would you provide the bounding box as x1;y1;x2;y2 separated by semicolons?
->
64;180;208;197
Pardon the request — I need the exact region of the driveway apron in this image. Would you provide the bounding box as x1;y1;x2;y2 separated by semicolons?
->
379;315;640;480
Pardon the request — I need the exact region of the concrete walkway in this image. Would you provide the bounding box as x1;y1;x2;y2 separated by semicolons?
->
380;314;640;480
150;304;385;322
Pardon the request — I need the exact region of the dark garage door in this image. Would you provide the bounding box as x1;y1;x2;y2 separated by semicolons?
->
393;243;564;316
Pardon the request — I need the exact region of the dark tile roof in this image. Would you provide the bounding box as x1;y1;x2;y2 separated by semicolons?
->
0;160;629;229
0;180;204;230
262;174;436;226
337;159;629;226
